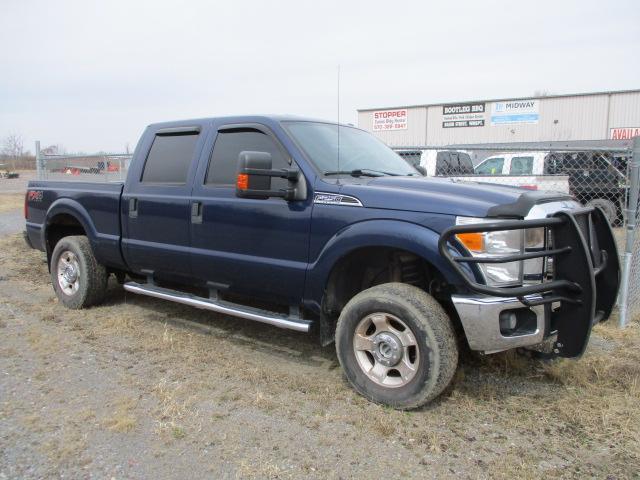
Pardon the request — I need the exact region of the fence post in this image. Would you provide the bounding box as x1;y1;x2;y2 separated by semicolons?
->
619;136;640;327
35;141;41;179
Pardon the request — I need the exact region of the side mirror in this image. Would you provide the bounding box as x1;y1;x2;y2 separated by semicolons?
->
235;151;301;200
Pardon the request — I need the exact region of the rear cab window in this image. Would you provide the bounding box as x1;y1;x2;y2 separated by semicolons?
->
435;152;453;175
141;131;200;184
457;152;474;174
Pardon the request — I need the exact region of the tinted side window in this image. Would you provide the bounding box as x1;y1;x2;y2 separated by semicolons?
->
458;153;474;174
397;151;421;168
206;130;290;188
141;133;199;184
435;152;452;176
544;154;559;174
510;156;534;175
475;157;504;175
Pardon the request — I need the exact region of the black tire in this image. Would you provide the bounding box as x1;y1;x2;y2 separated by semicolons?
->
335;283;458;409
587;198;617;226
50;235;108;309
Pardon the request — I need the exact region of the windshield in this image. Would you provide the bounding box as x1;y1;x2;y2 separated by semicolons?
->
283;121;418;177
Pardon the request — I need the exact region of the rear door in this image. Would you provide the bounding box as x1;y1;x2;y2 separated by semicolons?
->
122;125;204;281
189;122;313;306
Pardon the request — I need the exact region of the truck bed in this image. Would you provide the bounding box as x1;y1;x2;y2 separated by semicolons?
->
25;180;126;269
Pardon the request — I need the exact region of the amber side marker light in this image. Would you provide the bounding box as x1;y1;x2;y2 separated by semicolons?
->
456;232;484;252
24;191;29;219
236;173;249;190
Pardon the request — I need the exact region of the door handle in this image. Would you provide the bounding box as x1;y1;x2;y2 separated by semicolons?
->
129;198;138;218
191;201;203;224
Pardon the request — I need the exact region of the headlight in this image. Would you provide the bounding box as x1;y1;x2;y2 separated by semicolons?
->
455;217;545;286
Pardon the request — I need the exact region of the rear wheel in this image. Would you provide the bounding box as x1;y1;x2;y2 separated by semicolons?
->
51;235;108;309
335;283;458;409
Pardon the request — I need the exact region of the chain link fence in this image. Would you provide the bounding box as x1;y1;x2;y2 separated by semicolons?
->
394;142;640;324
36;141;131;183
621;145;640;324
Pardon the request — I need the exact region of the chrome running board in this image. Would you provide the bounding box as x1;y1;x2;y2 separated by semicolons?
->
123;281;311;333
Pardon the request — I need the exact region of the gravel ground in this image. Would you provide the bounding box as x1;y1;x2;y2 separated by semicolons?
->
0;197;639;479
0;171;36;194
0;210;24;237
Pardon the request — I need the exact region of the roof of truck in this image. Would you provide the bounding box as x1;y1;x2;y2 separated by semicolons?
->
146;115;350;129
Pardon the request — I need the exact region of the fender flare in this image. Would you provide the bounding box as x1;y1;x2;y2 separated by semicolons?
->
43;198;99;253
303;219;466;312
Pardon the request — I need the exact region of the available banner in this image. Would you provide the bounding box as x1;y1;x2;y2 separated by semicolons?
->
442;103;485;128
610;127;640;140
491;99;539;125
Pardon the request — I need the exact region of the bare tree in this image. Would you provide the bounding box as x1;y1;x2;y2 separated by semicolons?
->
2;133;24;170
41;144;66;155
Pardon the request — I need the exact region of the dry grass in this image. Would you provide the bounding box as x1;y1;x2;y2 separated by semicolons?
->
41;430;88;465
0;193;23;213
152;378;197;438
104;397;137;432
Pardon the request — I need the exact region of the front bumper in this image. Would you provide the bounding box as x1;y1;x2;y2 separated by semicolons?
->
452;294;546;353
441;205;620;357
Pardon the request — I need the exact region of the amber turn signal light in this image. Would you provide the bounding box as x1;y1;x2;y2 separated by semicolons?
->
456;232;484;252
236;173;249;190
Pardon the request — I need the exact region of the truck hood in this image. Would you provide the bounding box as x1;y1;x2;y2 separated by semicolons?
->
337;176;570;218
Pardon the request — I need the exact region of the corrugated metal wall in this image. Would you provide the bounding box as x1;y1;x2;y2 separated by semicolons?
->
608;91;640;131
358;90;640;146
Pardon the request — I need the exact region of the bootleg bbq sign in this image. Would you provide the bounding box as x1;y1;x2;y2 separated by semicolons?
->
442;103;486;128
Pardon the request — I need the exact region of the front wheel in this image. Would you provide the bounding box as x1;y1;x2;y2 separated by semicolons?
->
335;283;458;409
50;235;108;309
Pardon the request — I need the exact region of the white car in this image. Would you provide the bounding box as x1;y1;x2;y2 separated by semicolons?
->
395;149;570;194
472;152;570;194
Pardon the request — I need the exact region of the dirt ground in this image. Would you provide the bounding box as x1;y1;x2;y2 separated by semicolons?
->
1;199;639;479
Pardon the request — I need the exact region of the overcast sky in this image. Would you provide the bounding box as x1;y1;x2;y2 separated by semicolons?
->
1;0;638;153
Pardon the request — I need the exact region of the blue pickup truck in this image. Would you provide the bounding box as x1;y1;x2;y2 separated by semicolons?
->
24;116;620;408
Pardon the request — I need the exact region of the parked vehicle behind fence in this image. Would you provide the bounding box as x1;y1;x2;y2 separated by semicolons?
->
544;151;627;224
397;149;474;176
24;116;620;409
396;148;624;225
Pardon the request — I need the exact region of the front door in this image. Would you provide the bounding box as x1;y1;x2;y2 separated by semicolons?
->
190;123;312;306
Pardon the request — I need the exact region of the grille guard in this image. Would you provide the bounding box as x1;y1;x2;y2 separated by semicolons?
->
439;206;620;358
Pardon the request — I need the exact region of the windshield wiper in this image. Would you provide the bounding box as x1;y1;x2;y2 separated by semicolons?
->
323;168;399;177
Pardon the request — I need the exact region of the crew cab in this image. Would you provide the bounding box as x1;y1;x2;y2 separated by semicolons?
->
24;116;620;409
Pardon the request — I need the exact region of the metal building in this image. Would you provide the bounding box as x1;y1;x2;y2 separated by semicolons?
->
357;89;640;147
